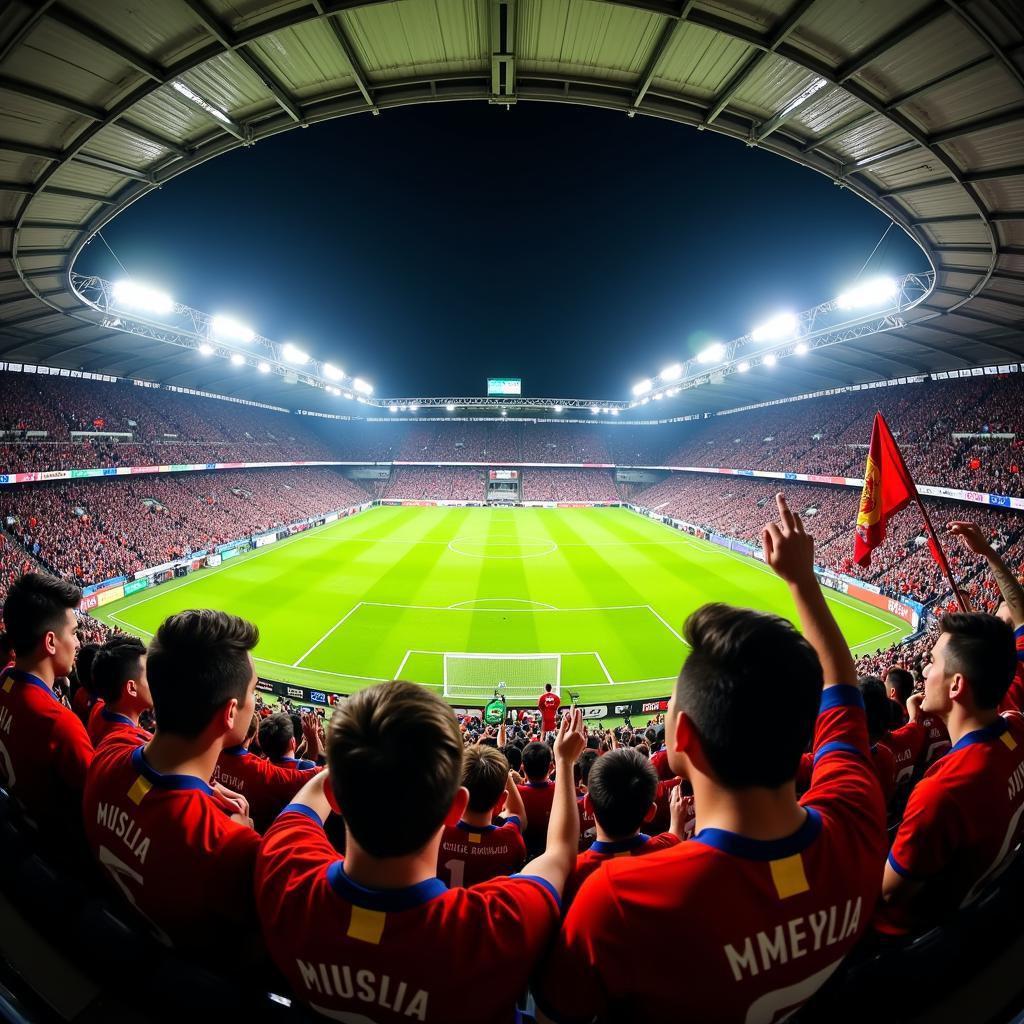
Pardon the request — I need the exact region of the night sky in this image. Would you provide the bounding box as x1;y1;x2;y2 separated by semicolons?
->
76;103;923;401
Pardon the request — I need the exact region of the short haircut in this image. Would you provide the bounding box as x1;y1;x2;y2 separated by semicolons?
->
76;642;100;692
259;712;296;759
939;613;1016;710
522;741;553;781
327;682;463;857
586;748;657;838
146;609;258;738
578;748;599;785
2;573;81;655
463;746;509;812
544;684;552;693
676;603;823;789
501;744;522;772
91;635;146;704
858;676;890;745
886;667;915;703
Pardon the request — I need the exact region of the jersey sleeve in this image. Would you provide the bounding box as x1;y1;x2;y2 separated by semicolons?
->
465;874;561;966
998;626;1024;713
255;805;336;921
887;773;963;883
207;816;262;926
50;708;94;791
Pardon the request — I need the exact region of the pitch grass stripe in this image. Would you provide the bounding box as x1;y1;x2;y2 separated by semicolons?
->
293;603;364;666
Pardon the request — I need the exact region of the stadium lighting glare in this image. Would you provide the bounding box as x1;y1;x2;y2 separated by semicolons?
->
611;408;619;416
408;404;419;412
653;392;663;400
257;361;271;373
751;312;797;343
326;386;341;396
591;406;600;414
198;343;214;356
553;405;563;413
352;377;373;395
172;80;233;125
640;397;650;404
211;315;254;343
660;363;683;382
446;404;455;412
632;379;653;397
836;276;898;311
230;353;245;366
389;405;398;413
501;409;508;417
112;280;173;316
282;343;309;365
738;360;751;372
795;341;809;355
323;363;343;381
763;353;778;367
696;342;726;365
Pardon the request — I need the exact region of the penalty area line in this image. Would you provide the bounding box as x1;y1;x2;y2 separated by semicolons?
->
293;603;364;667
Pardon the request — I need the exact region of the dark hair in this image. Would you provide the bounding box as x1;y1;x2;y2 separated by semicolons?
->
522;741;553;781
146;610;258;738
328;682;463;857
587;748;657;838
676;603;823;789
75;642;101;693
259;712;296;760
885;667;914;703
502;744;523;772
463;746;509;812
939;613;1016;710
2;573;81;655
858;676;890;745
544;684;552;693
578;748;599;785
91;635;146;704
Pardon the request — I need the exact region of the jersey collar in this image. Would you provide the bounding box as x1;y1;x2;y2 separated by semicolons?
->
131;746;215;795
101;708;136;726
4;668;56;700
693;807;822;861
326;862;448;911
456;819;497;833
950;717;1009;754
526;780;553;788
222;745;250;756
590;833;651;854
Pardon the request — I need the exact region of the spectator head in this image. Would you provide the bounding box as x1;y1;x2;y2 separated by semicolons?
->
245;712;260;747
857;676;889;745
463;746;510;814
925;613;1015;714
885;667;915;704
578;748;599;786
584;748;657;840
326;682;466;858
501;743;523;773
522;741;554;782
670;603;822;789
75;642;100;694
260;712;297;760
91;635;149;714
2;573;81;677
544;684;553;694
146;609;258;743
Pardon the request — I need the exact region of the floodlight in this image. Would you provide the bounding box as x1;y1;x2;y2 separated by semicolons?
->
408;404;418;411
323;363;343;381
399;405;408;411
591;406;600;414
836;276;898;311
112;280;173;316
389;405;398;412
211;316;254;343
172;80;233;126
501;409;508;417
738;361;751;372
660;363;683;382
328;386;342;396
632;379;653;397
198;343;214;356
353;377;373;395
696;342;726;365
763;353;778;367
230;353;245;366
751;312;797;343
258;361;271;373
611;408;619;416
282;343;309;365
554;405;563;413
795;341;809;355
640;397;650;404
446;404;455;412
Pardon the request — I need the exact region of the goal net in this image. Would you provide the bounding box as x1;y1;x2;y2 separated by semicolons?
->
443;653;561;702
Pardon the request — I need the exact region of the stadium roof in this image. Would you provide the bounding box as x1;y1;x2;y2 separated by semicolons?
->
0;0;1021;416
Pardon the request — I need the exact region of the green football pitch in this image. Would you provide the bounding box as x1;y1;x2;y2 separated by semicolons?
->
95;505;912;704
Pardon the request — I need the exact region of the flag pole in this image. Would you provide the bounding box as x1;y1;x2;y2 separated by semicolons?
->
912;494;970;613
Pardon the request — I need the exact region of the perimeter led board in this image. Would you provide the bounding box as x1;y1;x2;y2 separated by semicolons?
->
487;377;522;396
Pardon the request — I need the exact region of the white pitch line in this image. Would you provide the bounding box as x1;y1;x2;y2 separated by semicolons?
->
293;603;364;666
448;598;559;610
593;651;613;683
394;650;414;679
645;605;689;647
359;600;652;614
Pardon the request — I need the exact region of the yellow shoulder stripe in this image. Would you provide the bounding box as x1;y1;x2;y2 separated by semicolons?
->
770;853;809;899
347;906;386;944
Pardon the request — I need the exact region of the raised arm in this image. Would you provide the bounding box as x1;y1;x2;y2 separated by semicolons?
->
949;521;1024;627
503;770;527;831
762;492;856;689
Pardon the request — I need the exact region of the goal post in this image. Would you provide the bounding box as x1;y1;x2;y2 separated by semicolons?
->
443;652;561;702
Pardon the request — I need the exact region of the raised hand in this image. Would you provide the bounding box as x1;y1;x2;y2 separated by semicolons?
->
761;492;815;586
948;521;994;558
553;706;587;765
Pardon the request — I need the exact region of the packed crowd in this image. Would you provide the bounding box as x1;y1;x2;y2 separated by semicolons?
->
520;469;620;502
2;494;1023;1023
379;466;486;501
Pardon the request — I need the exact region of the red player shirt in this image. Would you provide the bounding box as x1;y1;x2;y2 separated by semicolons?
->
918;714;952;769
255;806;561;1023
998;624;1024;714
564;832;680;905
0;668;94;837
885;723;925;793
879;714;1024;936
436;815;526;887
88;706;153;747
82;733;260;954
538;691;561;732
535;685;887;1024
518;779;555;853
213;744;321;833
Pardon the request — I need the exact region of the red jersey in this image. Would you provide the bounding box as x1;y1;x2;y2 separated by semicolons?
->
437;815;526;887
538;692;561;732
871;743;896;808
518;779;555;853
88;706;153;747
213;744;321;833
650;775;683;834
879;714;1024;936
650;747;674;781
0;668;93;837
82;733;261;954
578;792;597;850
535;685;887;1024
886;722;925;791
73;686;100;726
255;806;561;1023
918;714;952;769
565;832;680;905
998;625;1024;714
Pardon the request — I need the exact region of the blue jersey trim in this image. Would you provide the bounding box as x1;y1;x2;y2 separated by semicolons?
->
819;685;864;713
131;746;214;795
813;741;865;765
4;668;57;701
100;708;136;727
887;850;919;880
526;780;553;789
222;745;250;756
1014;625;1024;639
693;807;822;861
456;819;498;834
279;803;323;826
509;873;561;910
327;862;448;911
502;814;522;831
590;833;651;855
950;717;1009;754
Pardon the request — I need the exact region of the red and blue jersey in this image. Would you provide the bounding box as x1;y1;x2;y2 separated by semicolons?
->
998;625;1024;715
518;779;555;853
87;706;153;747
564;832;680;905
0;668;93;836
437;815;526;887
535;685;887;1024
270;754;318;771
879;713;1024;936
213;744;321;833
83;732;261;954
255;806;560;1023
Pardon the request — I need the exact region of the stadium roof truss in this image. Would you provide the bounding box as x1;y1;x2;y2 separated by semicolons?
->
0;0;1021;416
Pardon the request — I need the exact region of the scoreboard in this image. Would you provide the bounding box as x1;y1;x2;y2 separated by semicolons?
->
489;470;519;481
487;378;522;396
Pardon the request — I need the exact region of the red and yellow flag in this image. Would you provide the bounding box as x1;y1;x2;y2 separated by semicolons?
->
853;412;917;567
